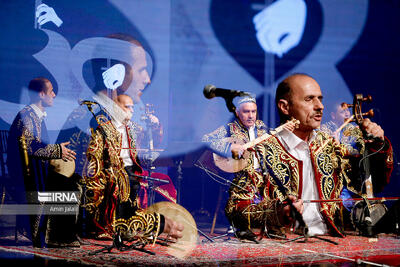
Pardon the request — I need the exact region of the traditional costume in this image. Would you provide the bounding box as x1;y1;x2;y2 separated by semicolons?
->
7;104;80;247
202;117;271;235
262;129;392;236
83;105;163;242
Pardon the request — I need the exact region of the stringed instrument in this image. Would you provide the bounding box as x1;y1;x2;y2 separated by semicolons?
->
343;94;388;236
213;118;299;173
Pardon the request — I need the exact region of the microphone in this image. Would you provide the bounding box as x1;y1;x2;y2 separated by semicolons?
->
203;84;250;99
79;99;98;106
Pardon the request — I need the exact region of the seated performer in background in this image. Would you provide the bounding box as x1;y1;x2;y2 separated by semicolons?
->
260;73;393;237
57;33;162;175
83;92;183;242
57;34;171;208
320;102;363;213
7;77;79;247
111;94;176;208
202;96;270;240
320;102;362;156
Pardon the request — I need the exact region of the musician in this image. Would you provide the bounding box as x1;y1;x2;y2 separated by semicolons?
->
57;33;163;175
202;96;271;240
83;93;183;242
320;102;363;213
7;77;79;247
320;102;361;156
261;73;393;237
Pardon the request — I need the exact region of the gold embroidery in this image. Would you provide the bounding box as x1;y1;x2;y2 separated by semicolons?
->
83;115;161;242
114;210;160;244
16;106;61;159
264;137;300;200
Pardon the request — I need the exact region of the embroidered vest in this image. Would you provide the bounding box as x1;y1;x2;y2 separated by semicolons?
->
264;133;346;236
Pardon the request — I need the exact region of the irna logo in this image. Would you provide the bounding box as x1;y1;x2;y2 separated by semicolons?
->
38;192;78;203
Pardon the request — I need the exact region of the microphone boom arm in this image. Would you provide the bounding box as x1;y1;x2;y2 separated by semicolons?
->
224;96;236;113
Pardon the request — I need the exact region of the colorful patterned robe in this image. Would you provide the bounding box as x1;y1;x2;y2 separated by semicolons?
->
204;118;393;237
6;105;74;247
83;114;162;242
58;104;175;205
261;130;393;236
202;119;274;231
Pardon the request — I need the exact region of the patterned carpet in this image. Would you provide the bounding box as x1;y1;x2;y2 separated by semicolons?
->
0;231;400;266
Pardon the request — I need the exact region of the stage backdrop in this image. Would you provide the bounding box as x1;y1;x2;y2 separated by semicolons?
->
1;0;399;213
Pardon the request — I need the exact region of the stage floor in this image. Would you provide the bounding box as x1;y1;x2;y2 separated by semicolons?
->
0;226;400;266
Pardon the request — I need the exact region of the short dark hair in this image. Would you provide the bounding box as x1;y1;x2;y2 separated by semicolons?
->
28;77;51;93
275;78;292;123
275;80;291;106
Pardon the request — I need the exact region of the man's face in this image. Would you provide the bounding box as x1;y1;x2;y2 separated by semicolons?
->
331;103;350;124
125;47;151;103
284;76;324;132
116;95;134;121
40;82;56;107
236;102;257;129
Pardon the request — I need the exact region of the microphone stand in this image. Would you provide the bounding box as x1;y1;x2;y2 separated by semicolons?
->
266;172;338;244
223;96;237;113
131;173;169;184
140;104;160;207
174;157;184;205
195;161;250;243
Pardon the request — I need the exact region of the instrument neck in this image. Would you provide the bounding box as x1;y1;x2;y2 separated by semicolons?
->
243;119;296;150
364;151;374;198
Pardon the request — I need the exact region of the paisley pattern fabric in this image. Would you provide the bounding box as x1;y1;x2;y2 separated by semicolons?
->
320;121;364;156
320;121;394;194
203;119;277;231
7;105;67;247
59;105;174;206
83;114;161;242
262;129;393;236
263;137;302;201
8;105;61;160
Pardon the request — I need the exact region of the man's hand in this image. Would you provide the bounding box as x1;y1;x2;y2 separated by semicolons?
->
253;0;306;57
102;64;126;90
361;118;384;142
149;114;160;127
231;143;246;159
280;195;303;226
36;4;63;27
162;216;184;241
60;141;76;162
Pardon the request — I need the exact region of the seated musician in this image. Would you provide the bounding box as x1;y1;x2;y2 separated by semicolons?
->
320;102;361;156
202;96;271;240
259;73;393;237
320;102;363;214
58;33;175;206
83;92;183;242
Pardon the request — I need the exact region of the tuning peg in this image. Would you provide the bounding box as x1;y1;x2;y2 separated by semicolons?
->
363;95;373;102
341;102;353;109
362;109;374;118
